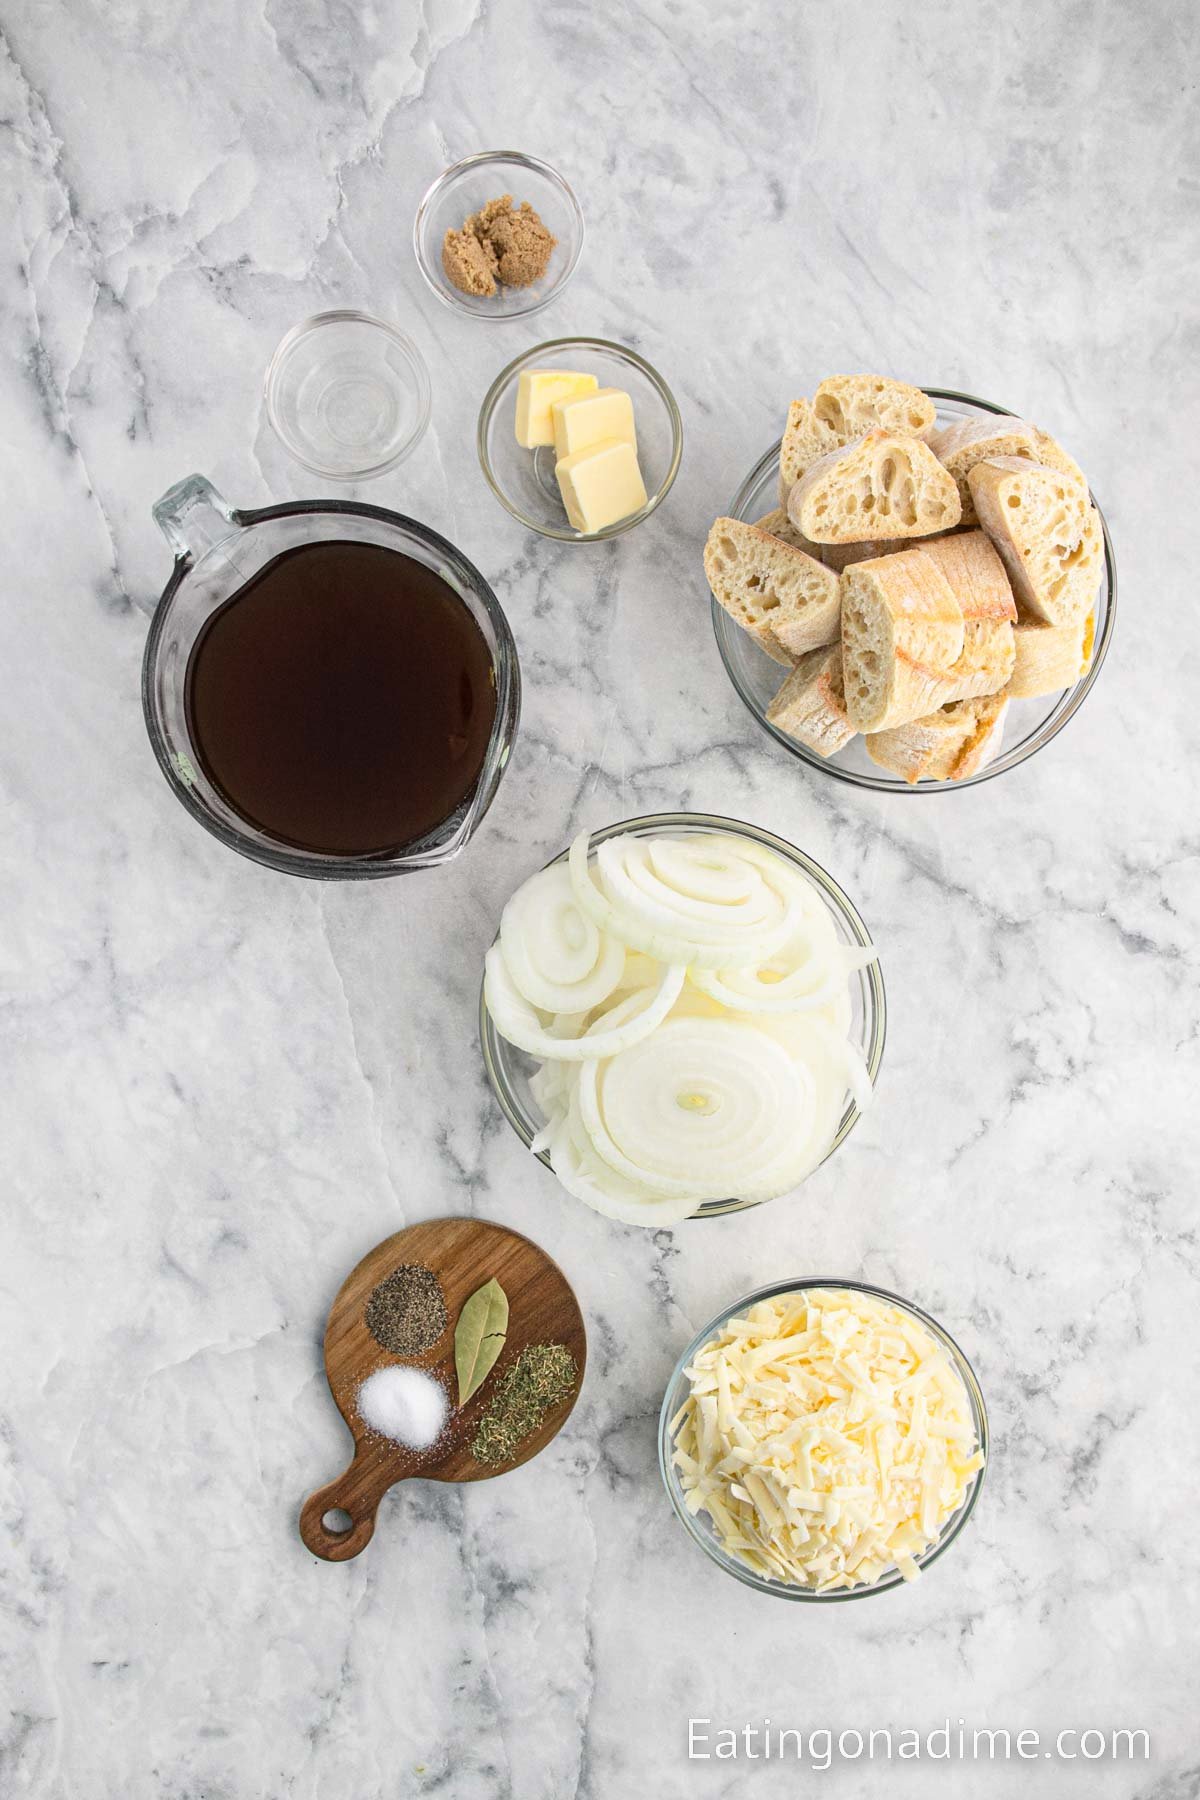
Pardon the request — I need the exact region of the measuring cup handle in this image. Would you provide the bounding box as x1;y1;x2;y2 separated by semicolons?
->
151;473;238;566
299;1442;393;1562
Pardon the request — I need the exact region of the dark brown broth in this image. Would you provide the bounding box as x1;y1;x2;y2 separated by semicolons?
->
185;541;496;857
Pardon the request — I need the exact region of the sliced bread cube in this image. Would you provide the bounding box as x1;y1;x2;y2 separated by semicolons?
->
752;508;823;554
929;417;1042;525
703;517;840;664
845;535;1014;714
820;537;910;573
812;373;936;442
929;417;1088;525
866;694;1010;784
919;530;1017;700
839;550;965;733
919;530;1018;624
766;644;856;758
778;399;842;505
789;431;963;545
937;616;1015;703
967;457;1102;626
1030;427;1086;488
777;379;937;507
1007;606;1095;698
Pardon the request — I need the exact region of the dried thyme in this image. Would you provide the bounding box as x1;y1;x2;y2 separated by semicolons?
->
470;1343;578;1465
364;1264;447;1358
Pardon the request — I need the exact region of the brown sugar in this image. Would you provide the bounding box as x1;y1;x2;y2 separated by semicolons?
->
441;224;499;297
442;194;556;298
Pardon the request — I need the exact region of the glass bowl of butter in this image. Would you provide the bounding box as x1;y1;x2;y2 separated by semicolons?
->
659;1279;988;1601
477;337;683;541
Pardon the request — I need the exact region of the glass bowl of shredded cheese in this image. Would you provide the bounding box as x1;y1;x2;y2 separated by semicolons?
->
659;1280;987;1600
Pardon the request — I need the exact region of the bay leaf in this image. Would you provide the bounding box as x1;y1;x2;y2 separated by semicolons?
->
455;1277;509;1405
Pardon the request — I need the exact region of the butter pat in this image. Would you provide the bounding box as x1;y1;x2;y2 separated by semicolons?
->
552;386;637;460
515;369;598;448
555;440;648;534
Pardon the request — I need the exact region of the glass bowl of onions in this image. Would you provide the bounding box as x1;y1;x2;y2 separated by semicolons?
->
479;812;886;1222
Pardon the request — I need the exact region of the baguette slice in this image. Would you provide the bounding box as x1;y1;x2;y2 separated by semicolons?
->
866;694;1009;784
790;432;962;544
1030;428;1086;488
919;530;1017;699
929;417;1041;526
753;508;823;554
812;373;936;442
929;417;1087;525
840;551;965;733
919;530;1017;624
967;457;1102;626
820;537;909;573
778;399;842;505
766;644;856;758
936;617;1015;703
846;534;1015;713
777;378;937;505
704;517;840;663
1007;606;1095;698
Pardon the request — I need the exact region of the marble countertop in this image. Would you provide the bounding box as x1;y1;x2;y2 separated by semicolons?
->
3;0;1198;1794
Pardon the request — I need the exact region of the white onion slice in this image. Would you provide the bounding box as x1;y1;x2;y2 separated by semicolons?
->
691;924;877;1015
529;1116;560;1157
813;1019;875;1116
690;927;841;1014
599;835;794;945
548;1088;702;1225
500;865;626;1014
578;1019;815;1194
568;832;795;968
485;947;684;1062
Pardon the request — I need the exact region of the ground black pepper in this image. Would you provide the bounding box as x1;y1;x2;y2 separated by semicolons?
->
470;1343;578;1465
364;1264;448;1358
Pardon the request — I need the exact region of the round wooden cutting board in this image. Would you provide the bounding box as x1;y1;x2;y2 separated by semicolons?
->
299;1216;586;1562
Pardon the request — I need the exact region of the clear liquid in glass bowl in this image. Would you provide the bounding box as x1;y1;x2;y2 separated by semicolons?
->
712;389;1116;793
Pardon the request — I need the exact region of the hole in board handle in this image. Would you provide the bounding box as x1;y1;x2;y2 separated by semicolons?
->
322;1508;353;1535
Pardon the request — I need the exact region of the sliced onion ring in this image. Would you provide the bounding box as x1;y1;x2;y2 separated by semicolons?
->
569;832;796;969
485;946;684;1062
500;864;626;1014
578;1018;815;1194
548;1086;703;1225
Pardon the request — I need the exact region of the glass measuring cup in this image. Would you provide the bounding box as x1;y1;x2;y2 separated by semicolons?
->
142;475;520;878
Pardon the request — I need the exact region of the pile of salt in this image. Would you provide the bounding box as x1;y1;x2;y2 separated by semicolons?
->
357;1366;448;1449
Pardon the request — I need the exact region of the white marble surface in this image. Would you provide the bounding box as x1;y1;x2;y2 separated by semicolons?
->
2;1;1198;1794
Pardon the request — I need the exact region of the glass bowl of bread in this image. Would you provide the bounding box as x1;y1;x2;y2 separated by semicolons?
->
477;338;683;541
479;812;885;1223
659;1278;988;1600
707;379;1116;790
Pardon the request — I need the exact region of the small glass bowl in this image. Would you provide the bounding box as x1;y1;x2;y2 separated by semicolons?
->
264;311;432;480
477;338;683;541
659;1277;989;1602
712;388;1117;792
479;812;885;1217
413;151;584;320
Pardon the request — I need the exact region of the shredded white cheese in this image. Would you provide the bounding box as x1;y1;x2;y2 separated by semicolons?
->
671;1288;984;1592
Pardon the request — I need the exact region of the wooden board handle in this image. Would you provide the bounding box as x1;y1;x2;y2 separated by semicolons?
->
299;1442;396;1562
